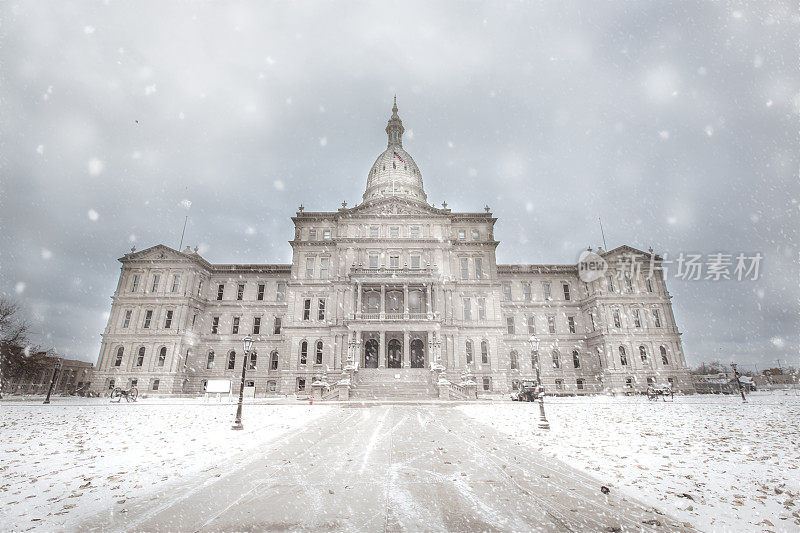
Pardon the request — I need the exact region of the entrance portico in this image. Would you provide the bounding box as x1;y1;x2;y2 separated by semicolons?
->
355;330;432;369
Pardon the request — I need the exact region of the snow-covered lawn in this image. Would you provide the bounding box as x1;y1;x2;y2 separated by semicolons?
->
459;392;800;532
0;398;329;531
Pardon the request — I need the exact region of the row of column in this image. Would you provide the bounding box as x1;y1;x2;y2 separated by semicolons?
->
355;283;434;318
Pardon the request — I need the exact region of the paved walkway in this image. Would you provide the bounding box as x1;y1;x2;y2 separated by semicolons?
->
86;405;689;532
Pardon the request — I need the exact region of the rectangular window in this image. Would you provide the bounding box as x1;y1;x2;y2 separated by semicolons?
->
506;316;515;335
633;309;641;328
152;379;160;391
370;226;379;238
249;352;256;370
309;229;317;241
613;309;621;328
653;309;662;327
555;379;563;390
563;284;571;300
577;379;584;390
553;353;560;369
303;299;311;321
481;342;489;364
411;256;421;269
458;230;466;240
472;229;479;240
482;377;491;391
211;316;219;334
305;258;315;279
477;298;486;320
164;310;173;329
157;348;166;367
171;275;180;293
410;226;419;238
463;298;471;320
646;278;653;292
320;258;329;279
568;316;576;334
542;282;551;300
257;284;265;301
268;380;277;392
207;352;215;369
503;284;511;301
232;316;240;334
527;315;536;334
460;259;469;279
253;317;261;334
227;351;236;370
390;227;399;238
217;284;224;300
323;229;331;240
237;284;244;300
318;299;326;320
143;310;152;329
606;276;615;293
369;255;379;268
389;255;399;268
123;310;132;328
297;378;306;391
136;348;144;367
547;315;556;334
273;317;282;334
523;283;531;301
151;275;160;292
131;274;140;292
276;283;286;301
590;312;596;331
475;258;483;279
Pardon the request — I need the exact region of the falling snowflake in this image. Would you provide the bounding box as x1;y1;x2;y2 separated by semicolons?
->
659;130;670;140
36;145;44;155
83;25;95;34
88;209;100;221
15;282;26;294
319;137;327;147
88;158;104;175
273;180;285;191
144;84;157;95
41;249;53;260
180;199;192;209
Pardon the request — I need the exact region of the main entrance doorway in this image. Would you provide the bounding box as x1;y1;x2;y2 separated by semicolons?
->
364;339;379;368
387;339;402;368
411;339;425;368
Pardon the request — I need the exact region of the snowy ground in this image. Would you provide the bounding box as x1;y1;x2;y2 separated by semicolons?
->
0;398;329;532
459;391;800;532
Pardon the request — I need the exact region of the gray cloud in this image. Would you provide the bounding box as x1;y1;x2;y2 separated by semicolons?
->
1;1;798;370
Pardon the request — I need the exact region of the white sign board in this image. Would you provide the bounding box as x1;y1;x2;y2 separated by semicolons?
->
205;379;231;394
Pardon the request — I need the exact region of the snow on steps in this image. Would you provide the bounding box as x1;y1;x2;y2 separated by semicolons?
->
351;368;438;400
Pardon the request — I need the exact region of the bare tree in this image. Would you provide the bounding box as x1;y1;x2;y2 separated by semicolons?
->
0;298;49;397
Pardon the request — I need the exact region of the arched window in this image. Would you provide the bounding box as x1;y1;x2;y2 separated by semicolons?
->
227;350;236;370
270;350;279;370
316;341;323;364
572;350;580;369
660;346;669;365
639;345;648;363
552;349;560;369
300;341;308;365
249;351;257;370
207;350;215;369
465;340;473;364
136;346;145;367
114;347;124;367
509;350;518;370
619;346;628;366
481;340;489;364
158;347;167;367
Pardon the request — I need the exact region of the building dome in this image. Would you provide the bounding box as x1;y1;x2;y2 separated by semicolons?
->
363;99;427;204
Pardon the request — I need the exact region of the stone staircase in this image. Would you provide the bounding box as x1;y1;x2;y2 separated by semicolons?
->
349;368;437;400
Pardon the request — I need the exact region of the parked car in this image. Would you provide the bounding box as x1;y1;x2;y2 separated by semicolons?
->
511;380;542;402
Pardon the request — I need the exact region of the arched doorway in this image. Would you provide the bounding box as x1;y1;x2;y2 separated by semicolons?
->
387;339;402;368
410;338;425;368
364;339;379;368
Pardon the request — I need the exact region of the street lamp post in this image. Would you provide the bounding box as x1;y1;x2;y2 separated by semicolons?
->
529;335;550;430
44;359;62;404
232;335;254;430
731;362;747;403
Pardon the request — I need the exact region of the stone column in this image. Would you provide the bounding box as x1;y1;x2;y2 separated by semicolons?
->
426;284;432;318
380;284;386;319
403;284;409;319
379;330;386;368
403;330;410;368
356;282;362;318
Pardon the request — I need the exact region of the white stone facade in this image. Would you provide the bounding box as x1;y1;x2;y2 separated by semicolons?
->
92;102;693;397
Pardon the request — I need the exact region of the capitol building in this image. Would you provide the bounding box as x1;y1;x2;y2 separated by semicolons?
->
92;101;693;399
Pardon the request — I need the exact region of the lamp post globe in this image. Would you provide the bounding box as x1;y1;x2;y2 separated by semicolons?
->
528;335;550;430
232;335;254;430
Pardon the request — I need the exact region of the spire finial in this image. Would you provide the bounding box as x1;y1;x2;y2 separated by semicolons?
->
386;96;404;147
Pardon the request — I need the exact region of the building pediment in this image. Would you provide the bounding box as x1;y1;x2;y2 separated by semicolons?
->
343;197;448;217
119;244;207;265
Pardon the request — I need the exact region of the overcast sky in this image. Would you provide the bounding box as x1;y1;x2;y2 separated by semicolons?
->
1;1;798;370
